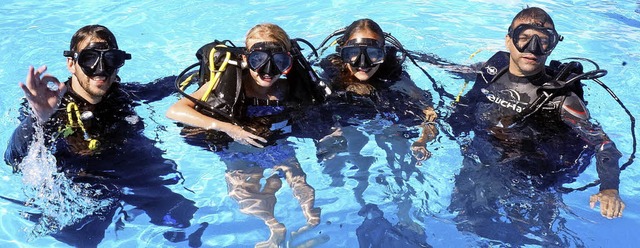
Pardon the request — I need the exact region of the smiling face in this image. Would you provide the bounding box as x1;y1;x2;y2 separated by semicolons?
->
245;38;285;88
67;37;119;104
506;19;555;77
243;24;292;90
344;29;384;81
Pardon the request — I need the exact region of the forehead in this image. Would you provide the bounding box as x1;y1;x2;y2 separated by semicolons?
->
77;37;107;50
347;29;382;41
246;37;279;49
512;18;555;29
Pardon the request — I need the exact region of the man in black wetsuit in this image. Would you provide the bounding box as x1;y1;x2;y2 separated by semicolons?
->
4;25;197;247
447;7;625;246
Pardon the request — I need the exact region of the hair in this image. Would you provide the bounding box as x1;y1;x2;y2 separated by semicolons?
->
245;23;292;51
69;24;119;51
509;7;555;31
340;18;385;45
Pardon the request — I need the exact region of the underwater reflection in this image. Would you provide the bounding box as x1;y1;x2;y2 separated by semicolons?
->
12;125;198;247
181;130;323;247
448;155;586;247
222;142;322;247
3;78;198;247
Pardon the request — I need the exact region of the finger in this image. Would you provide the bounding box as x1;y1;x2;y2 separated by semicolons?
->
247;138;264;148
412;148;427;161
25;66;36;89
610;200;620;218
589;194;598;209
41;74;61;91
249;134;268;144
19;82;35;99
412;151;425;161
619;202;625;217
424;150;433;160
35;65;48;78
600;198;609;217
32;65;48;86
57;81;68;96
606;200;618;219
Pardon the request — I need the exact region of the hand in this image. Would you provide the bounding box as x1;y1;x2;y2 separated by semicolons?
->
19;65;67;123
423;107;437;122
589;189;625;219
316;128;347;161
225;124;268;148
411;140;432;162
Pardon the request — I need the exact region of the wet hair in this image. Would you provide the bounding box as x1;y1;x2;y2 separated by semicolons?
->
340;18;385;45
509;7;555;31
69;24;119;51
245;23;292;51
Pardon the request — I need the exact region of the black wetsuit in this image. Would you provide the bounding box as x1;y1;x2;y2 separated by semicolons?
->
447;52;622;246
450;52;621;189
316;53;433;129
4;78;197;247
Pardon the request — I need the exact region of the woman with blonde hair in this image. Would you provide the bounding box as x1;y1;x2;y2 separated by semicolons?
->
167;23;324;247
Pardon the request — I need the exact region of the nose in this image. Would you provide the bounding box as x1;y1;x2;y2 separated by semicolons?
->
524;35;545;55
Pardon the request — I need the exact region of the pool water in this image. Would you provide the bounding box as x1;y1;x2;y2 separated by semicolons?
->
1;0;639;247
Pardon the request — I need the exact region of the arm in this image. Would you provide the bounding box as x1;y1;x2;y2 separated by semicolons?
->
411;106;439;161
165;81;267;148
560;93;625;219
4;113;36;170
4;65;66;169
387;77;439;161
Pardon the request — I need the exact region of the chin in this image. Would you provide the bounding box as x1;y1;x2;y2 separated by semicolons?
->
354;73;372;81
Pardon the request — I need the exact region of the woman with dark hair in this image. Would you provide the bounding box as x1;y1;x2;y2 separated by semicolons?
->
318;18;438;162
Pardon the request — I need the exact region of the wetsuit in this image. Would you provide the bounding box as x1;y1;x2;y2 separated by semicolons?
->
317;53;433;129
4;78;197;247
450;52;621;190
217;100;296;169
447;52;623;246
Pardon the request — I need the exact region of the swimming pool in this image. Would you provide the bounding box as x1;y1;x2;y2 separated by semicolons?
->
1;0;638;247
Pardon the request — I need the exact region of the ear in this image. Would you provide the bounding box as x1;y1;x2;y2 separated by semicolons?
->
66;58;76;74
241;54;248;69
504;34;511;50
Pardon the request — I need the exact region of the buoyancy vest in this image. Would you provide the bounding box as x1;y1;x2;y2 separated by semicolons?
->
175;39;330;124
475;51;586;127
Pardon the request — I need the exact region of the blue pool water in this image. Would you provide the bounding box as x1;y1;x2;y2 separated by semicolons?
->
1;0;639;247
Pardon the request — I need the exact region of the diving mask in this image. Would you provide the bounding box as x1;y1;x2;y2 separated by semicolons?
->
339;38;385;69
247;42;292;76
64;42;131;77
508;24;562;55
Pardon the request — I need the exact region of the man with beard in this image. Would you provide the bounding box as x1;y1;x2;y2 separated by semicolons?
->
4;25;197;247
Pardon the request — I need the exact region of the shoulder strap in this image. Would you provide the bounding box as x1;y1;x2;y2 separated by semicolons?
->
175;40;245;124
287;38;331;104
476;51;510;85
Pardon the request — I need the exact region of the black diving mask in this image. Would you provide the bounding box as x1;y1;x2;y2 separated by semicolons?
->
339;38;385;69
247;42;292;76
509;24;562;55
64;42;131;77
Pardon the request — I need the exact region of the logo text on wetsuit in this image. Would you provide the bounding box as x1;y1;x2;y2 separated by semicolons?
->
483;89;527;113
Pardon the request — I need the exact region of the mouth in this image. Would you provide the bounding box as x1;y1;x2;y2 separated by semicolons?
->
356;67;372;73
521;54;539;63
259;74;274;82
90;76;110;87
